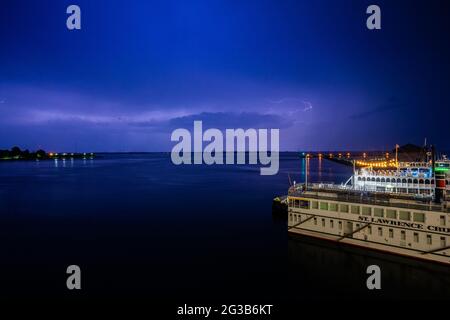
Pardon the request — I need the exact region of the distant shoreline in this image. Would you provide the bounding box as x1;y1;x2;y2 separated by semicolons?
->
0;147;95;161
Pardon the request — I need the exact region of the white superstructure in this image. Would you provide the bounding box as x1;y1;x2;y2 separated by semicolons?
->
352;160;450;196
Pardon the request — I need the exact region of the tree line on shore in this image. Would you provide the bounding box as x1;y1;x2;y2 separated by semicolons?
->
0;146;47;160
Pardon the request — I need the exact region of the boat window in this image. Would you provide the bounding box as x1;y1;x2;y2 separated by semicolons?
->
311;201;318;209
427;235;432;245
373;208;384;217
399;211;411;221
441;237;446;247
413;212;425;223
401;231;406;240
414;233;419;242
378;227;383;236
321;218;325;227
313;217;317;225
440;216;446;226
339;204;349;213
330;220;334;228
351;205;360;215
386;209;397;219
329;203;338;211
320;202;328;210
338;221;342;230
299;200;310;209
362;207;372;216
368;226;372;234
389;229;394;238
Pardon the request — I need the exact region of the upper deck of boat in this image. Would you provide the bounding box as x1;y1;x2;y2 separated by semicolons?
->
288;183;450;213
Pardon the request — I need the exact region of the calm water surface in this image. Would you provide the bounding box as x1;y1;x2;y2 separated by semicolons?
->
0;153;449;301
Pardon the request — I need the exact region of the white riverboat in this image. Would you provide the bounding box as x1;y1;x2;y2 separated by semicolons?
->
287;157;450;264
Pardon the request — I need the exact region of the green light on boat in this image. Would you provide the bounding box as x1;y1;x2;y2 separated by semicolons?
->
435;167;449;172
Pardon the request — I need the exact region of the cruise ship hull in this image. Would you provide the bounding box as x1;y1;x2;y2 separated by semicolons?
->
289;222;450;265
287;195;450;265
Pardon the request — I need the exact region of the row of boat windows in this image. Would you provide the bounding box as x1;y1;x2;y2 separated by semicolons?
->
357;176;450;185
289;214;447;247
376;188;431;194
289;199;447;225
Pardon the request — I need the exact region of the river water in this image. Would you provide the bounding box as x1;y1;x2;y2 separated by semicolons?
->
0;153;449;302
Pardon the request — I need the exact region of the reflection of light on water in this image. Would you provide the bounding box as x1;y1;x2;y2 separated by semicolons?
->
306;158;310;181
301;158;305;183
318;157;322;181
297;156;354;185
54;159;58;168
300;157;311;184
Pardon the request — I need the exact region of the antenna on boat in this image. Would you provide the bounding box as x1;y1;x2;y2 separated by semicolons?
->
288;173;293;186
352;159;356;190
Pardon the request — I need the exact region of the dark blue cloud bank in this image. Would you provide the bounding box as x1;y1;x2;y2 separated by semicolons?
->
0;0;449;152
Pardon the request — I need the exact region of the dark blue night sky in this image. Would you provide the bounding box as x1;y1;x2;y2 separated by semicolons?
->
1;0;449;152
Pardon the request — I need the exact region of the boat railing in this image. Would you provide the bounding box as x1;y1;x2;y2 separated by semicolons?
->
291;182;434;196
288;183;447;212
